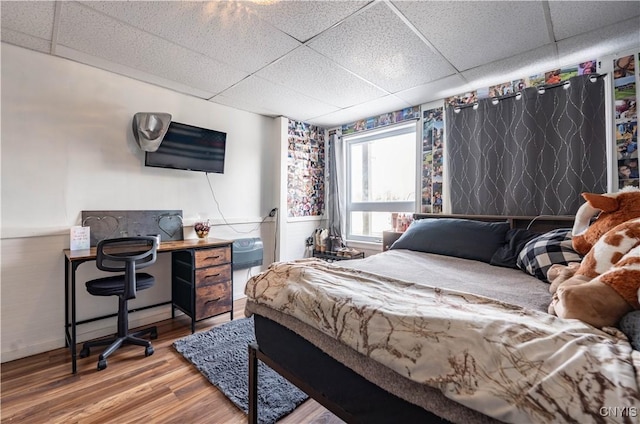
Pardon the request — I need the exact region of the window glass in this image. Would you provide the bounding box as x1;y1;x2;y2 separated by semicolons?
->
349;133;416;203
349;211;399;239
345;123;417;241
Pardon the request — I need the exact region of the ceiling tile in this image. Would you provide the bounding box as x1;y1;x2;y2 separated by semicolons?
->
394;74;468;106
57;2;248;96
3;0;639;129
461;44;559;91
307;2;456;93
393;1;551;72
256;46;388;108
55;44;216;99
211;75;340;122
79;1;301;73
556;16;640;64
309;94;413;128
210;93;280;118
240;0;370;42
1;1;55;42
1;28;52;54
549;1;640;40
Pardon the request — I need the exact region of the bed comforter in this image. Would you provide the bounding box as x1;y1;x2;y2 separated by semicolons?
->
245;252;640;423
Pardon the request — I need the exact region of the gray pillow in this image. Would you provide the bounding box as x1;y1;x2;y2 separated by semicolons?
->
490;228;541;269
619;311;640;351
390;218;510;263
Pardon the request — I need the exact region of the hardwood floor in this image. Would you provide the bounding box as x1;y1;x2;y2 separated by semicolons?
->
1;298;343;423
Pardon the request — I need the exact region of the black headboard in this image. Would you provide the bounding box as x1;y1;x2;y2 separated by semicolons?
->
412;213;575;233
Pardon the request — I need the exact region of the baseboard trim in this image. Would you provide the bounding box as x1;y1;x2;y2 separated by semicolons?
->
1;306;179;363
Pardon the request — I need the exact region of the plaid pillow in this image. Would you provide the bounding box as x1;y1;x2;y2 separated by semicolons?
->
516;228;583;283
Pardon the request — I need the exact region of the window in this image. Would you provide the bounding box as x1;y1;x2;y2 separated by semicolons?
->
345;122;417;242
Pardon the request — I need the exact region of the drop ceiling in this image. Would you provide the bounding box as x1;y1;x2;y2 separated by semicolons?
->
2;1;639;128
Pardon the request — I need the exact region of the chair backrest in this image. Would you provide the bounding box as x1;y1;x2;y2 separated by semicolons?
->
96;236;158;299
96;236;158;271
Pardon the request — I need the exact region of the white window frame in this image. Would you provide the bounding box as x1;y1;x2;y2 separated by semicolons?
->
344;122;418;242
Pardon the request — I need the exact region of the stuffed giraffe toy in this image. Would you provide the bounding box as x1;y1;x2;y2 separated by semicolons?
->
548;187;640;329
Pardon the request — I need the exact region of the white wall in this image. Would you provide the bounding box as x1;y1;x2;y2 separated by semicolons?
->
0;44;280;362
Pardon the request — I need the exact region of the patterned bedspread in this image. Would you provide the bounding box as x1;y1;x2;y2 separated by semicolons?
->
245;257;640;423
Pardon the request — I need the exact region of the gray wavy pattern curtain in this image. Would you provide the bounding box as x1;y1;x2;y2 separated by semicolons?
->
327;132;345;241
447;75;606;215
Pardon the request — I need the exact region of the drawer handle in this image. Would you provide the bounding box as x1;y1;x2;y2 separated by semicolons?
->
205;255;221;260
205;297;222;304
205;273;221;278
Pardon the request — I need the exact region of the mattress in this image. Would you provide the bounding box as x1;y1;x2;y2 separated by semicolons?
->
335;249;553;311
245;250;640;423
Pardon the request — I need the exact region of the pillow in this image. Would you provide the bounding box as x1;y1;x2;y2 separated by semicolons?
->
516;228;582;283
619;311;640;351
490;228;541;269
390;218;510;263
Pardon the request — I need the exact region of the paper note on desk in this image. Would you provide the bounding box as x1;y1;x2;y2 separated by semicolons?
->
70;226;90;250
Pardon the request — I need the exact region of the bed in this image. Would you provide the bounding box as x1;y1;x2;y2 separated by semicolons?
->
244;215;640;423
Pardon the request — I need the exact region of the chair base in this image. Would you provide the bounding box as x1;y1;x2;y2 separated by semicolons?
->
80;326;158;371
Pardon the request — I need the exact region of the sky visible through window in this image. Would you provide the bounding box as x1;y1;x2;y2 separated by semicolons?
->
349;130;416;237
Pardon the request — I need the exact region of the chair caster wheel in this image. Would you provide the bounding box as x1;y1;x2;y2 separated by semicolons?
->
150;329;158;340
145;346;154;357
79;347;90;358
97;359;107;371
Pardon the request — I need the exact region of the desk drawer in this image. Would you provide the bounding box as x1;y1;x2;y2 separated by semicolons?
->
195;264;231;287
171;242;234;332
195;247;231;268
195;282;231;320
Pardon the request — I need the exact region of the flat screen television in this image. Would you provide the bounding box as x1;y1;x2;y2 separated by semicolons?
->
145;121;226;173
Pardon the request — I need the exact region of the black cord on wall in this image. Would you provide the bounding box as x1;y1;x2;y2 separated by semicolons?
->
205;172;278;264
204;172;273;234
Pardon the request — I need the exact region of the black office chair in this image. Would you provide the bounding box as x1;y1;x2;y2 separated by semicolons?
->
79;236;159;371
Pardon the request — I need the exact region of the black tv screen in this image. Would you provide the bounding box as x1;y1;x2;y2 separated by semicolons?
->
145;121;226;173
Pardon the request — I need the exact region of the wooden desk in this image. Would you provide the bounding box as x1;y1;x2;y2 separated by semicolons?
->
63;238;233;374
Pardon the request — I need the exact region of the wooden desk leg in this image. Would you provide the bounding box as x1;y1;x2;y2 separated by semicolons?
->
248;343;259;424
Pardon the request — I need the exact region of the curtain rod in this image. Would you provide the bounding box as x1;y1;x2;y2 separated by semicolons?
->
452;73;606;112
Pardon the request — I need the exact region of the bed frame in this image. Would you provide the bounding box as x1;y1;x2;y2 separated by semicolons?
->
248;340;356;423
247;214;575;424
412;213;575;232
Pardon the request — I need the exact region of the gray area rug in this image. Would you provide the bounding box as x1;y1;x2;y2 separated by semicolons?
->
173;316;308;424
